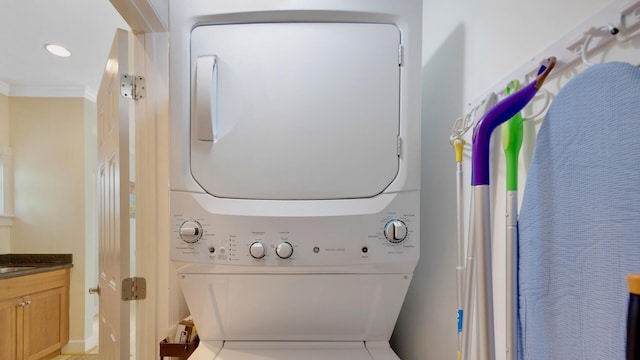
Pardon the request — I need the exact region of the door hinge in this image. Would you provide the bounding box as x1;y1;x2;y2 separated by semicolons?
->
397;136;402;156
122;277;146;301
398;45;403;66
120;74;145;100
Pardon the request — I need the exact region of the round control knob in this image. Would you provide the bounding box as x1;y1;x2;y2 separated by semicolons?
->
276;242;294;259
384;220;408;243
249;242;266;259
179;221;203;243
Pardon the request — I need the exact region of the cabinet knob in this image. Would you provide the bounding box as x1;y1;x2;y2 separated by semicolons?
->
89;285;101;295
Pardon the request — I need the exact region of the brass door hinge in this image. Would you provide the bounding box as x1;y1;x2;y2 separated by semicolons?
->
122;277;146;301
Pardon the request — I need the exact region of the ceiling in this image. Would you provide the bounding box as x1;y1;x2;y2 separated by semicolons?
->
0;0;130;100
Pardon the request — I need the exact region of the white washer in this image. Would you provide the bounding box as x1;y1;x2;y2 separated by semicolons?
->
169;1;422;359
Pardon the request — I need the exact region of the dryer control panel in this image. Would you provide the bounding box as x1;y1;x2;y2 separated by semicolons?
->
170;191;419;268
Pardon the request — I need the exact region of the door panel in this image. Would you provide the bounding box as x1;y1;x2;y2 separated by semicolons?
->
23;288;65;360
0;297;19;360
190;22;401;200
98;28;131;360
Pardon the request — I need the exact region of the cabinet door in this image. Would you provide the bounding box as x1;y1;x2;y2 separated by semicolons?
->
0;297;20;360
22;287;67;360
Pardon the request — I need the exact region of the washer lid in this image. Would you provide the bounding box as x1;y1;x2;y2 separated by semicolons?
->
190;22;401;200
214;342;373;360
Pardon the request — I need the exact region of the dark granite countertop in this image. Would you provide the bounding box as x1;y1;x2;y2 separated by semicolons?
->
0;254;73;279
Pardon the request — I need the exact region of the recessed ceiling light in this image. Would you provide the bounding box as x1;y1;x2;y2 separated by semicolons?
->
44;43;71;57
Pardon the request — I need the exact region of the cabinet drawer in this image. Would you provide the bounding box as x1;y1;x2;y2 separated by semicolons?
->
0;268;69;301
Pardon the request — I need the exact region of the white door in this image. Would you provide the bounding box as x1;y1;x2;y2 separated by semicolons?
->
97;28;131;360
190;22;401;200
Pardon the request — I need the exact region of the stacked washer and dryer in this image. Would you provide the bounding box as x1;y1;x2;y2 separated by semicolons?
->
169;1;422;359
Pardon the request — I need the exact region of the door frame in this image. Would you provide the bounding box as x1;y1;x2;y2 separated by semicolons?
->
109;1;188;358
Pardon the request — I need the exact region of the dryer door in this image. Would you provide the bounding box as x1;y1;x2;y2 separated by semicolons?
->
190;22;401;200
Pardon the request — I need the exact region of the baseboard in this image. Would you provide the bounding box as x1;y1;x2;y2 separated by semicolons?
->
85;333;98;352
62;335;97;354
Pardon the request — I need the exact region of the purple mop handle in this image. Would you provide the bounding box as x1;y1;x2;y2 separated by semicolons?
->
471;57;556;186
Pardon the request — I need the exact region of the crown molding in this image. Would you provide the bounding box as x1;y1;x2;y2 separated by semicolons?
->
3;85;96;102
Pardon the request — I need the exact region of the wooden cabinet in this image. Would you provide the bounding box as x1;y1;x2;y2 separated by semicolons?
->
0;296;20;359
0;268;70;360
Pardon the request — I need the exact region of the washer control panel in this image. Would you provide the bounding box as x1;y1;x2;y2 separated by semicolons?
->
276;242;294;259
170;191;419;266
179;220;203;243
384;219;408;243
249;241;266;259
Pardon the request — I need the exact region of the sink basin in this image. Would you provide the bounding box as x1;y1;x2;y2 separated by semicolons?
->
0;266;37;273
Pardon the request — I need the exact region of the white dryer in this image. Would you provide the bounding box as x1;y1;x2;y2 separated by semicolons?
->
169;1;422;359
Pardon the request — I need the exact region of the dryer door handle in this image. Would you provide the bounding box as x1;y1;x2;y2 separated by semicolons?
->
194;55;217;142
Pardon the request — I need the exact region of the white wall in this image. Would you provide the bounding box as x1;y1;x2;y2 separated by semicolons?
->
0;93;8;150
83;98;99;350
0;92;10;251
392;1;626;360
